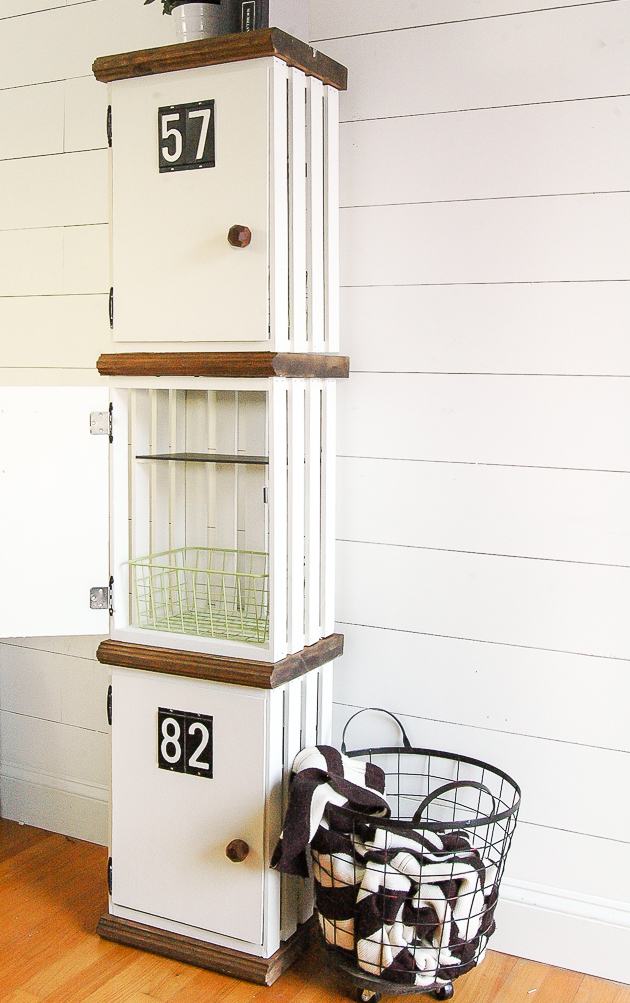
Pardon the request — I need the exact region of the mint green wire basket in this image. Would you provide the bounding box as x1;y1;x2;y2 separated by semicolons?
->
129;547;269;643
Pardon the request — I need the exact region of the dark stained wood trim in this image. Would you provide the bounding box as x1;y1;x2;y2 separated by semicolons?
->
97;912;316;986
97;352;349;379
93;28;347;90
97;634;344;688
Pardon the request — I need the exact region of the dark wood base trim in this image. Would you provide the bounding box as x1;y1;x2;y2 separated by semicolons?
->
97;633;344;688
96;912;316;986
96;352;349;380
92;28;347;90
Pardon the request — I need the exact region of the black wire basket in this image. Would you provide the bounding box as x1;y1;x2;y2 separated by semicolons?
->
314;709;521;1003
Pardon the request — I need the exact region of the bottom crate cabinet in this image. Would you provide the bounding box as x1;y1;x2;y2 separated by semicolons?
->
99;661;332;983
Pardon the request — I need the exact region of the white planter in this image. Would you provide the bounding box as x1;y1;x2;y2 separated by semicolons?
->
173;2;221;42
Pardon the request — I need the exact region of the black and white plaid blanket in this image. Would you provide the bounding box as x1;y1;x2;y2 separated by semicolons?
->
272;746;498;988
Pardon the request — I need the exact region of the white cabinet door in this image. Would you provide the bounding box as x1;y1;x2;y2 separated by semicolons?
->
110;669;268;946
0;386;110;637
111;60;271;344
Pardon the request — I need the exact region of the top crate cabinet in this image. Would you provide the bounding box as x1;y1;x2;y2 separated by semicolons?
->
93;30;347;350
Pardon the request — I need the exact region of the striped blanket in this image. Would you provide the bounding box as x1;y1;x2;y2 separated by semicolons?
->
271;746;498;988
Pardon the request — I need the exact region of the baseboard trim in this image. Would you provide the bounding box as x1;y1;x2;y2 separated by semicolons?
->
500;878;630;930
96;912;316;986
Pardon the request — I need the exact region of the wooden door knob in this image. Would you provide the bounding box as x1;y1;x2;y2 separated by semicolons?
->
227;225;252;248
225;839;250;862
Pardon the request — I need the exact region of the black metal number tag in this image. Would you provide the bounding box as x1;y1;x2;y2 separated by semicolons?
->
158;100;215;173
157;708;213;778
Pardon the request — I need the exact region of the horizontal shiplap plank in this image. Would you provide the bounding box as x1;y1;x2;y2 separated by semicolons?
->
0;150;107;230
0;80;64;161
331;702;630;842
0;644;109;732
0;774;107;845
64;75;109;153
0;711;109;786
310;0;612;41
0;294;111;367
319;3;630;122
0;224;108;295
337;373;630;470
341;193;630;286
340;97;630;207
336;540;630;658
334;623;630;752
0;0;98;18
0;635;104;657
340;282;630;376
337;457;630;567
62;224;109;293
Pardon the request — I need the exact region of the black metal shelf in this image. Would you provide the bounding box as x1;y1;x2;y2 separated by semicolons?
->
135;452;268;465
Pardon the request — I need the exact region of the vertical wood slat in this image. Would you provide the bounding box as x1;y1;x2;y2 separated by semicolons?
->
287;380;306;653
263;687;284;958
280;677;303;942
317;662;334;746
297;668;319;924
113;388;132;632
304;381;322;646
320;382;336;637
269;379;288;661
288;68;308;352
306;77;325;353
269;62;290;352
323;86;340;353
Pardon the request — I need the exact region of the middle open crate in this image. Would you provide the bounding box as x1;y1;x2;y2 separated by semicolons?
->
109;376;336;662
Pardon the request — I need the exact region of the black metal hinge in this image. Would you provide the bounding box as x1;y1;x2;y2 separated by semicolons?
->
109;288;114;329
107;684;112;726
107;105;112;147
107;857;113;895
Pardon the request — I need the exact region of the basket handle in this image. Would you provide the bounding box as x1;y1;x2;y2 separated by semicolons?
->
341;707;412;754
411;780;498;827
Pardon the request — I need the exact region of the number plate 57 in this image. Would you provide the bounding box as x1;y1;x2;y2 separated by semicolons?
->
157;707;213;778
158;100;215;173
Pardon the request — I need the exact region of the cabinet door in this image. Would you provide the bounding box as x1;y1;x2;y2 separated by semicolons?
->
110;669;268;945
0;386;110;637
111;60;271;344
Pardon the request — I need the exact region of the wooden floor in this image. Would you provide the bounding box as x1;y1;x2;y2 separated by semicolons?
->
1;819;628;1003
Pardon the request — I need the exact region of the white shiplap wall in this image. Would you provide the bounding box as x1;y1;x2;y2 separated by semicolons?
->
0;0;176;843
310;0;630;985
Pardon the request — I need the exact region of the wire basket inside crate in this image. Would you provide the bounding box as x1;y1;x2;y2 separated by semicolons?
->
129;547;269;643
317;709;521;999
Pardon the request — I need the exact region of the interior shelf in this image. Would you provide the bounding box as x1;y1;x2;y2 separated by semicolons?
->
136;452;268;465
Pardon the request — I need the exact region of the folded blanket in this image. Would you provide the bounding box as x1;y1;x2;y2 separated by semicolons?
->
272;746;498;988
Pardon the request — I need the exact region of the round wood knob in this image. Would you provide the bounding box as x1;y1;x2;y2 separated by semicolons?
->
227;225;252;248
225;839;250;862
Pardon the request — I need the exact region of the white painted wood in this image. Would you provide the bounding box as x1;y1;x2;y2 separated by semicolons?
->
336;540;630;659
111;61;270;343
340;282;630;377
287;381;306;653
263;686;284;957
0;387;109;637
62;223;109;293
323;86;340;352
304;381;321;645
268;0;309;42
320;381;336;635
306;77;325;351
337;373;630;472
1;0;98;16
0;81;64;161
309;0;605;41
331;703;630;843
341;193;630;287
0;149;108;230
341;96;630;208
0;771;108;845
0;227;63;296
269;379;288;660
64;75;109;153
111;669;267;945
337;457;630;568
0;635;104;658
0;295;110;370
1;710;109;787
335;623;630;754
280;678;303;942
317;662;333;745
320;3;630;122
269;59;290;351
288;68;308;351
298;668;319;923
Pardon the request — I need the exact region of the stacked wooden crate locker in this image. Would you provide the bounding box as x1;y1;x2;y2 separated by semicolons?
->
92;30;348;985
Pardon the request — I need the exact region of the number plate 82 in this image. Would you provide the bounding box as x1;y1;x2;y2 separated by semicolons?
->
157;707;213;778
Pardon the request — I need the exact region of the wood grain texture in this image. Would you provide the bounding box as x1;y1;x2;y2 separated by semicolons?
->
97;913;316;987
96;634;344;688
97;353;350;379
92;28;347;90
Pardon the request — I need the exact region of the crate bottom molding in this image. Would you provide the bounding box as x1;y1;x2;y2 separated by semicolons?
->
96;912;316;986
129;547;269;644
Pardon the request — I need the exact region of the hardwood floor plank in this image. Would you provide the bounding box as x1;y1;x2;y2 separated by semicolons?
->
492;957;551;1000
445;950;519;1003
531;966;584;1003
0;820;53;863
575;976;630;1003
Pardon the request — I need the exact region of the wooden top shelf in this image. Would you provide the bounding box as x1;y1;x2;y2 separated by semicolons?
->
97;352;350;379
92;27;347;90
